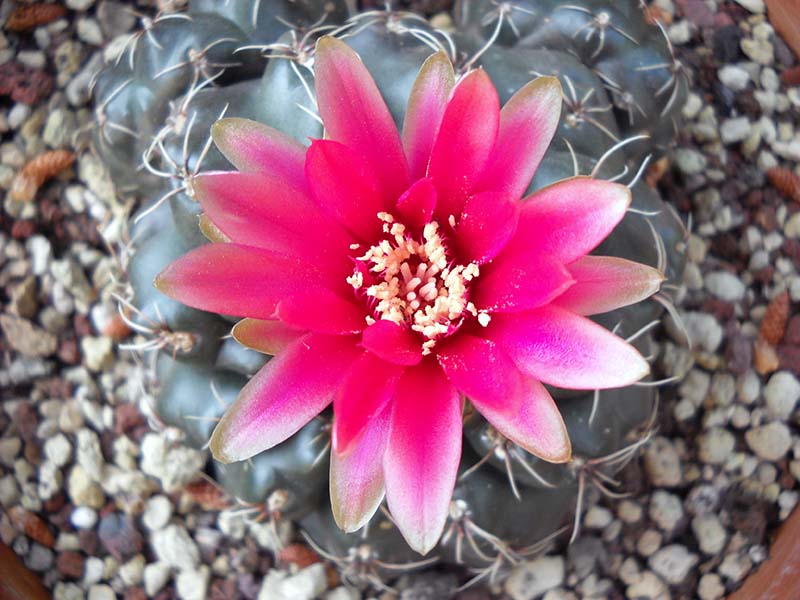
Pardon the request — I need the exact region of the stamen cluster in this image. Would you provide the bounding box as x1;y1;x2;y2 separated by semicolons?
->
348;212;483;353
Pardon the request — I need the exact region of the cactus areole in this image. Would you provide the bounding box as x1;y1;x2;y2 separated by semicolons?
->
154;37;663;555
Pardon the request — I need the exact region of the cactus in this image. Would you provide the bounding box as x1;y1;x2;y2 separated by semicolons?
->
95;0;687;587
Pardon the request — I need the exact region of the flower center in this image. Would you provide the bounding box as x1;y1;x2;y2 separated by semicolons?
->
347;212;488;354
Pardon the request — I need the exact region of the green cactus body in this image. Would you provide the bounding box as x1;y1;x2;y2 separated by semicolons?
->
94;0;686;586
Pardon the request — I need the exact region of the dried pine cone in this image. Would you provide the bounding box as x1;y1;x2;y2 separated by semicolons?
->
759;290;790;346
10;149;75;202
767;167;800;204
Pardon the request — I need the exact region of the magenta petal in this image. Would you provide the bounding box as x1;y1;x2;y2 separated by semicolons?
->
396;178;437;231
455;191;520;264
510;177;632;264
476;77;562;199
437;334;523;411
314;37;409;203
487;305;650;389
209;333;361;462
305;140;385;241
231;318;305;355
194;172;353;276
472;250;574;313
332;352;402;454
361;320;423;366
473;377;571;463
211;118;307;190
330;405;389;532
155;244;337;320
384;361;462;554
402;51;455;180
437;332;570;463
277;288;366;334
555;256;665;315
428;69;500;221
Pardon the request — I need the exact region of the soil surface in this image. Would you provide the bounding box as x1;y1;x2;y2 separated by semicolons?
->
1;1;800;599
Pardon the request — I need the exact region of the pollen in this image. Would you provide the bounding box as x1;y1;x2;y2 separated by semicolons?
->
350;213;481;353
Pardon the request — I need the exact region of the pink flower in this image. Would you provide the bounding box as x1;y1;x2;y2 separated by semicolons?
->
155;37;662;554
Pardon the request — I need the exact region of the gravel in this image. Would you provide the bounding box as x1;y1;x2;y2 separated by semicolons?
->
745;422;793;460
505;556;566;600
1;1;800;599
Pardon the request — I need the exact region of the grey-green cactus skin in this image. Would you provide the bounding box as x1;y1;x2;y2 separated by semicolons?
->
95;0;686;583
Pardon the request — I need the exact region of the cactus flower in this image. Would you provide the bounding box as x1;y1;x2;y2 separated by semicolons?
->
155;37;662;554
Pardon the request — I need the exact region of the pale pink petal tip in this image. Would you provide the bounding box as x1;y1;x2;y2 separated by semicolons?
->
402;51;455;180
477;76;562;199
314;36;408;202
489;306;650;390
330;407;389;532
198;214;230;244
209;334;359;463
383;363;461;554
513;177;633;264
428;68;500;220
556;256;665;315
210;118;307;190
474;378;571;463
231;318;304;356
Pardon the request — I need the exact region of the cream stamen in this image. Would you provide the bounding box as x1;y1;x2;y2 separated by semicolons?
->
349;213;482;354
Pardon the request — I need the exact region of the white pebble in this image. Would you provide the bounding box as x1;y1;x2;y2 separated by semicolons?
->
746;422;792;460
649;544;699;585
70;506;98;529
764;371;800;419
718;65;750;91
705;270;746;301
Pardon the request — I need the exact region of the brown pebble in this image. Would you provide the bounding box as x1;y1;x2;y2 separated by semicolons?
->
785;315;800;345
57;338;80;365
50;504;73;530
102;313;132;341
10;220;36;239
98;513;143;561
12;403;38;443
182;479;230;512
782;65;800;86
78;530;98;555
744;189;764;208
43;492;66;514
8;507;54;548
754;205;778;231
782;239;800;267
277;543;322;569
701;298;735;321
710;233;740;261
778;344;800;376
23;441;40;464
72;314;92;338
56;551;85;579
752;266;775;284
114;404;145;436
6;4;68;32
123;587;147;600
209;579;237;600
